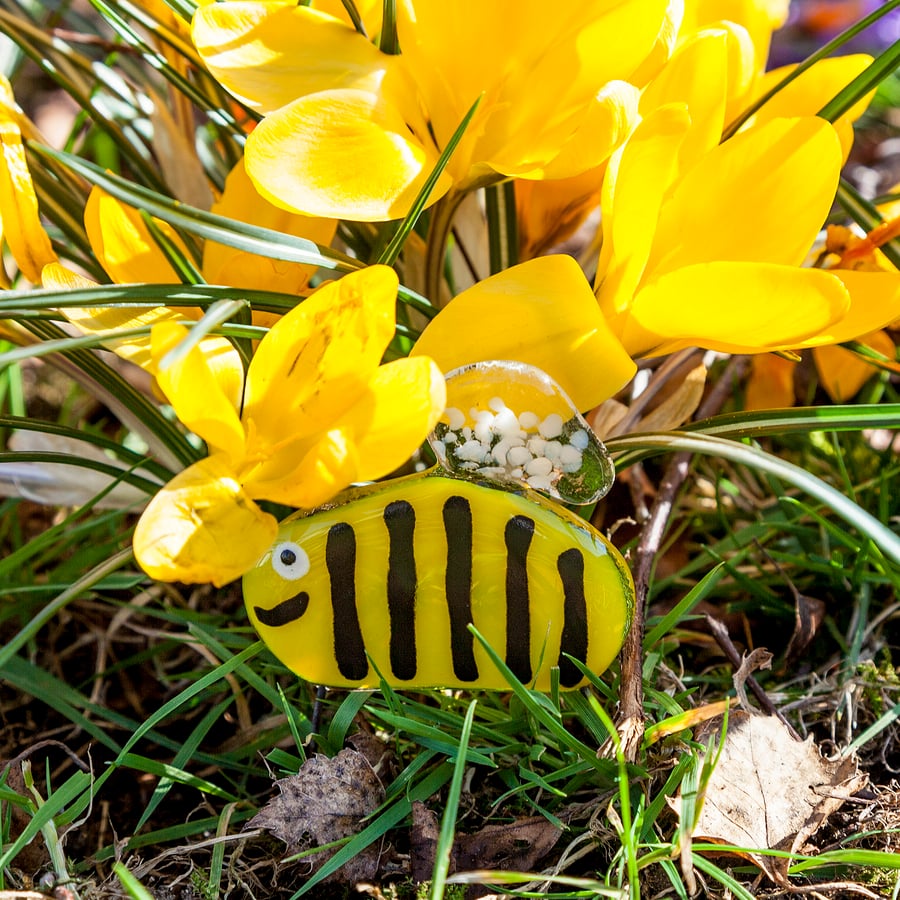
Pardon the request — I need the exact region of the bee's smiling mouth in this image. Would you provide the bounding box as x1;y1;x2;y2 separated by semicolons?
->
254;592;310;627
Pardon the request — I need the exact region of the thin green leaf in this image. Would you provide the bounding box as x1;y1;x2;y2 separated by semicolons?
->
841;700;900;757
139;210;204;280
378;95;482;266
0;770;94;874
133;697;235;831
429;700;477;900
0;547;135;671
485;180;519;275
468;625;617;775
643;563;726;649
340;0;367;37
113;862;156;900
723;0;900;140
818;38;900;123
379;0;398;54
691;403;900;439
33;145;358;273
0;416;172;481
22;318;197;468
158;299;249;370
606;431;900;565
119;751;238;802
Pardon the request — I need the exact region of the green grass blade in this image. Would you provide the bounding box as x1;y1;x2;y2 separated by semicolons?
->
723;0;900;140
378;95;481;267
690;404;900;439
468;625;618;776
0;547;134;670
818;38;900;123
379;0;398;54
429;700;477;900
643;563;726;649
113;862;156;900
606;431;900;565
133;696;235;831
22;319;197;468
32;145;358;273
485;180;519;275
841;700;900;758
0;770;94;873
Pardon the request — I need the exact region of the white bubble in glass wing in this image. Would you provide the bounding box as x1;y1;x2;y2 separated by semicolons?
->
271;541;310;580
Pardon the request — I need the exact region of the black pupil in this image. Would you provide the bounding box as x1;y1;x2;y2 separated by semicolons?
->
280;548;297;567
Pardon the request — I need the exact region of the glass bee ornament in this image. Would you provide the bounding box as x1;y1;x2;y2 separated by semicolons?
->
243;468;633;691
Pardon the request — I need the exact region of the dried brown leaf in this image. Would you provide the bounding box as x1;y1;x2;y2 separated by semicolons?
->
409;805;560;889
636;364;707;434
410;800;444;883
248;748;385;883
693;712;862;883
455;817;561;872
733;648;773;712
784;592;826;667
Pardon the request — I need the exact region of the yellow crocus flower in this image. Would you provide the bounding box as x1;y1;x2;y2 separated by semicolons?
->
134;265;446;586
595;107;900;359
191;0;671;221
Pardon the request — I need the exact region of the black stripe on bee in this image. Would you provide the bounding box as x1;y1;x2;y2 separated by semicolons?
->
504;515;535;684
327;521;368;680
557;547;589;687
443;495;478;682
385;500;418;681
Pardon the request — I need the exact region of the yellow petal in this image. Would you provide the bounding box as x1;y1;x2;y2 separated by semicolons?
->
749;55;874;159
133;455;277;586
680;0;785;81
798;270;900;346
744;354;796;411
640;27;733;166
646;117;842;276
202;158;337;294
814;330;896;402
398;0;669;178
248;426;359;509
42;261;97;291
0;75;58;282
341;356;446;482
84;187;185;284
629;0;684;87
242;266;398;441
513;80;640;181
191;1;389;112
596;103;692;321
622;262;851;356
245;88;450;221
412;255;636;412
43;261;190;372
152;322;246;457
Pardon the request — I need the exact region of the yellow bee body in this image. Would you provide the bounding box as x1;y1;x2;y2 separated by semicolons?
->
243;470;633;690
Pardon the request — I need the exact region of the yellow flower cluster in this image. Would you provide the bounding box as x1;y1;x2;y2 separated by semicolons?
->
2;0;898;586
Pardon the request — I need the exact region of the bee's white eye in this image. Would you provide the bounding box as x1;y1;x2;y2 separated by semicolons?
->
271;541;310;580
